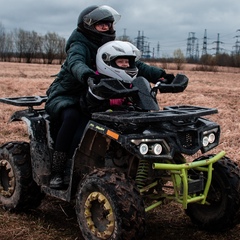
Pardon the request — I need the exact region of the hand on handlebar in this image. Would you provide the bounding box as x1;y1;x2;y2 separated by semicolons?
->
160;73;175;84
87;74;102;84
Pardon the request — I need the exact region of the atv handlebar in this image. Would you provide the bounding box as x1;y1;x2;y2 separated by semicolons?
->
0;74;188;108
88;77;139;99
156;74;189;93
88;74;188;101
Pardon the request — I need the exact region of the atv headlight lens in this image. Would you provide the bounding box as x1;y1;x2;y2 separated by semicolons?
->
208;133;215;144
152;143;162;155
139;143;148;155
202;136;209;147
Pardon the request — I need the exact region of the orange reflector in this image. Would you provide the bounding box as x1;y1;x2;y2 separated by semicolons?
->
106;130;119;140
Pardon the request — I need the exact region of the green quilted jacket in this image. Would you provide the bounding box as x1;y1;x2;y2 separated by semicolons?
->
45;29;166;120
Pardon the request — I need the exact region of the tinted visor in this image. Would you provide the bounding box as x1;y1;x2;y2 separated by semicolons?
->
83;5;121;26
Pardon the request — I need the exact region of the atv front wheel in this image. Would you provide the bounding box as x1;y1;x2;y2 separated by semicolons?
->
0;142;44;211
76;168;145;240
186;155;240;231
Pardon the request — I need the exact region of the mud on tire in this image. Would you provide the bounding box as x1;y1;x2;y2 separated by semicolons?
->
0;141;44;211
76;168;145;240
186;155;240;231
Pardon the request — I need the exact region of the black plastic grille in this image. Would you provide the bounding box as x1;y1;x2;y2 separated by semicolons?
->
178;131;198;150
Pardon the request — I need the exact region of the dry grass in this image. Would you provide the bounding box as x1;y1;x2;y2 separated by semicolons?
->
0;62;240;239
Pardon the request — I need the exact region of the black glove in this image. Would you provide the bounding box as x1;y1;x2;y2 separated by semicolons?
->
85;89;110;113
87;73;104;84
163;73;175;84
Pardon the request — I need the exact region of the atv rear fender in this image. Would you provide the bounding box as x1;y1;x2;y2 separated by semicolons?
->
2;107;53;185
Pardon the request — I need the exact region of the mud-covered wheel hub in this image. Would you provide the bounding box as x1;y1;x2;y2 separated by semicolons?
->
0;159;15;197
76;169;146;240
84;191;114;239
0;142;44;211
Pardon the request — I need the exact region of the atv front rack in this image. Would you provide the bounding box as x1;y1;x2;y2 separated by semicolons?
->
92;105;218;123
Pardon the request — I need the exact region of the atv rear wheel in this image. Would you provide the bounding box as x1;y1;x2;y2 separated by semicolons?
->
0;142;44;211
186;155;240;231
76;168;145;240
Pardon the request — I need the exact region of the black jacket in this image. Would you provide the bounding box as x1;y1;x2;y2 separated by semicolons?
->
45;29;166;119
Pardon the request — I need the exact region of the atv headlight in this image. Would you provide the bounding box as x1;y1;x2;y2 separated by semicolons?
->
150;143;162;155
131;138;170;157
139;143;148;155
202;128;218;147
208;133;215;144
201;127;220;153
202;136;209;147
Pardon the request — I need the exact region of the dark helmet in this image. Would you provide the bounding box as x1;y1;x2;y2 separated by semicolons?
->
77;5;121;46
77;5;98;27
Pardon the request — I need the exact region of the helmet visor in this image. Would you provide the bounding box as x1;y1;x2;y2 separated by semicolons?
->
83;5;121;26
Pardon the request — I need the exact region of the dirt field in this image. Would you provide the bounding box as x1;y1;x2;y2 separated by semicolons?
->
0;62;240;240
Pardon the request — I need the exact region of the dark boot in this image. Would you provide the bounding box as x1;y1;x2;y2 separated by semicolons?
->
50;151;67;189
63;158;72;186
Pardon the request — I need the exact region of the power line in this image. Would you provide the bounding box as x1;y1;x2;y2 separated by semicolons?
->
212;33;224;55
202;29;208;55
186;32;198;60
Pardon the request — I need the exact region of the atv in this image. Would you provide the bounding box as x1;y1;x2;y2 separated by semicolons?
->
0;74;240;240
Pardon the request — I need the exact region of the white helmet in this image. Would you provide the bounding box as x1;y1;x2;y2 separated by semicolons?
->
96;40;141;83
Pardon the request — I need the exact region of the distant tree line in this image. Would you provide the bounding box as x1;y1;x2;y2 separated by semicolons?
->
1;22;240;68
187;52;240;68
0;23;66;64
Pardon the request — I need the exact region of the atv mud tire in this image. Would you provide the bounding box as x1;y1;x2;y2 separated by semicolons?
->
0;142;44;211
186;155;240;231
76;168;145;240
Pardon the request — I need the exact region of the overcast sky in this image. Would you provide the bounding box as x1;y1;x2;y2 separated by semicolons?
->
1;0;240;57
